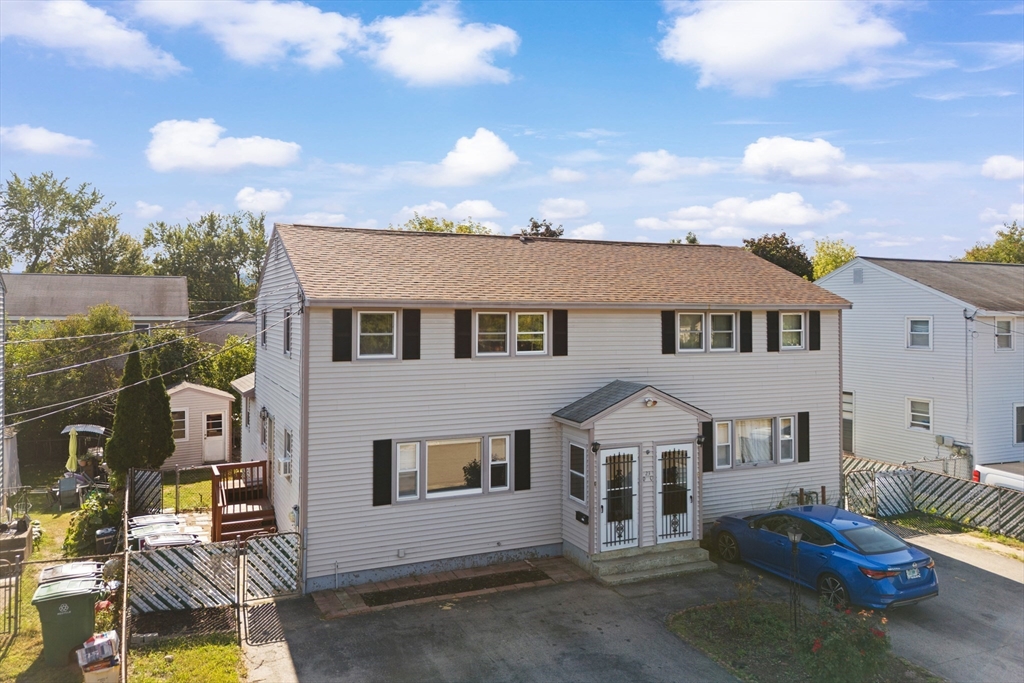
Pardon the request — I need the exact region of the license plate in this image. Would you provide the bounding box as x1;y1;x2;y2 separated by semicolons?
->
906;567;921;580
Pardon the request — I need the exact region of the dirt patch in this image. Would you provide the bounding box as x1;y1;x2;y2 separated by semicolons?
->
133;606;236;639
361;569;548;607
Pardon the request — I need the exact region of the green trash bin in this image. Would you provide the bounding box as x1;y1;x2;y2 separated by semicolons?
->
31;577;106;666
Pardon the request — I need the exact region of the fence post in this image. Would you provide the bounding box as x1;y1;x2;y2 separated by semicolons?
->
175;467;180;514
872;472;878;516
997;488;1003;537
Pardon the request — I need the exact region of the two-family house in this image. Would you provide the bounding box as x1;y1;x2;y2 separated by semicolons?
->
817;258;1024;474
244;224;850;591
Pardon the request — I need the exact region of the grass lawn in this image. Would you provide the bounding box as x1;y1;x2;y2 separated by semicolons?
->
161;469;213;512
128;634;246;683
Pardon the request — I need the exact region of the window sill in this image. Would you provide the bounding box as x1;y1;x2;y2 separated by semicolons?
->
426;489;484;500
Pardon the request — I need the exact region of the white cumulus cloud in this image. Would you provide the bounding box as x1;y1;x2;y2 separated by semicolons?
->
979;203;1024;226
365;3;519;86
539;198;589;220
549;167;587;183
396;199;505;222
415;128;518;186
570;222;606;239
146;118;301;172
657;1;904;95
0;0;183;75
742;136;877;183
235;187;293;212
981;155;1024;180
291;211;349;226
135;201;163;219
629;150;718;184
0;124;94;156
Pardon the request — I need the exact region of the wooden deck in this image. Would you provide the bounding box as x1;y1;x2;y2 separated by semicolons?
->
211;461;276;542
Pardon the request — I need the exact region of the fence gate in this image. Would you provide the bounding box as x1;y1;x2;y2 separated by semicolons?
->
128;540;239;613
130;469;163;517
0;559;22;636
244;533;302;602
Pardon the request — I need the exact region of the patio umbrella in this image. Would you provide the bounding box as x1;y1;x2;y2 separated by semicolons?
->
66;427;78;472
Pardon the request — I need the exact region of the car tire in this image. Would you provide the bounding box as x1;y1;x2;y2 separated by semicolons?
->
717;532;741;563
817;574;849;609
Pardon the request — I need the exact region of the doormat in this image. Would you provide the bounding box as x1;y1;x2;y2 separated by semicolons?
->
361;569;549;607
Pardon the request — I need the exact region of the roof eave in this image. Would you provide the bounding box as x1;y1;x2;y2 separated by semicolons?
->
305;297;850;311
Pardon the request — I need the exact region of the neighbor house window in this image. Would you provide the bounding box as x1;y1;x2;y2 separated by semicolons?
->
908;398;932;431
715;421;732;468
569;443;586;503
259;410;268;447
489;436;509;491
477;313;508;355
133;323;151;333
171;410;187;441
781;313;804;349
996;319;1013;350
736;418;774;465
842;392;854;453
261;310;267;347
244;397;251;429
427;438;483;497
1014;405;1023;445
516;313;546;354
283;309;292;354
678;313;704;351
279;430;293;480
779;416;795;463
397;442;419;499
358;311;396;358
710;314;735;351
907;318;931;350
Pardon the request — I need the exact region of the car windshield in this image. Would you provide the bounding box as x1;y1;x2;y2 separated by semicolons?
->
841;525;906;554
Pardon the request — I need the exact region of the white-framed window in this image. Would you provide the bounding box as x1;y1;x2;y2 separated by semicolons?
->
569;443;586;504
357;311;396;358
397;442;419;500
515;313;546;354
781;313;804;350
842;392;854;453
715;421;732;468
279;429;293;480
283;309;292;354
995;319;1013;350
426;438;483;497
1014;404;1023;445
907;398;932;432
779;416;795;463
710;313;735;351
244;397;251;430
133;323;151;333
261;310;267;347
489;435;510;491
171;409;188;441
678;313;704;352
259;410;268;448
735;418;774;466
907;317;932;350
477;312;509;355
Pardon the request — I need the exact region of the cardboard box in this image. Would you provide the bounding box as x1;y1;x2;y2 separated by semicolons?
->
76;630;119;668
82;660;120;683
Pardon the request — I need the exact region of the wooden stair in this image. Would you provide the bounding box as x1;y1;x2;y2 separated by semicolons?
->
219;499;277;542
211;461;276;542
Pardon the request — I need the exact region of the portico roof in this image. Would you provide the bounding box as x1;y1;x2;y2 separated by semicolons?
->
552;380;711;428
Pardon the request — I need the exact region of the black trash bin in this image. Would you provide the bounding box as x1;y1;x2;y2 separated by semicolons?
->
95;527;116;555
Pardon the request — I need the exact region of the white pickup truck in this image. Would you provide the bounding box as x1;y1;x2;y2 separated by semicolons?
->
972;461;1024;492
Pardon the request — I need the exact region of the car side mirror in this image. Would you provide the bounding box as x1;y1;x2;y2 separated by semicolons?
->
748;521;756;529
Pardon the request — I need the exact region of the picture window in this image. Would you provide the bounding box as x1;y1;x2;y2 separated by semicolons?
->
427;438;483;497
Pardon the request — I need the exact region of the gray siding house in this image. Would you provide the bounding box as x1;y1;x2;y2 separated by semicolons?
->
247;225;850;591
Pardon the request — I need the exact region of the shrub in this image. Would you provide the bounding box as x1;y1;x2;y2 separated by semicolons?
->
798;602;890;683
63;491;121;557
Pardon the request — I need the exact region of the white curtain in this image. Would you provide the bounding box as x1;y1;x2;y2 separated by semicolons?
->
736;419;773;464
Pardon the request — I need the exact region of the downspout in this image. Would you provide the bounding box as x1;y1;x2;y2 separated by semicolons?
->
963;308;977;463
300;295;311;592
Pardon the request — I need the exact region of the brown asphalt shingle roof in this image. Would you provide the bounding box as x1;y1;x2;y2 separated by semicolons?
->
863;258;1024;312
3;272;189;319
275;224;850;308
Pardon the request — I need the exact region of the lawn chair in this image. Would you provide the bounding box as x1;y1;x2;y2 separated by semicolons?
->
56;477;80;511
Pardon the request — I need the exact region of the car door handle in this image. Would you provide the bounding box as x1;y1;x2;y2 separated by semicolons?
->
816;553;828;559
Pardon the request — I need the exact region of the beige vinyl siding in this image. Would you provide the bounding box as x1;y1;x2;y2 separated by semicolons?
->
559;424;591;554
304;306;841;579
164;388;233;469
972;315;1024;465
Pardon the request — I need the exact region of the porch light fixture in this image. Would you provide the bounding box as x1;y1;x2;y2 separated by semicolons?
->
696;435;705;446
591;442;601;453
644;398;658;407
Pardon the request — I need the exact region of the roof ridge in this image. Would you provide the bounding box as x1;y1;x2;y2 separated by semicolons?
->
863;256;1024;268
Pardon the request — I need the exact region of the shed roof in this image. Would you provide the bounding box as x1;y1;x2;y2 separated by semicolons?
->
2;273;189;319
274;224;850;308
229;373;255;396
863;258;1024;312
166;382;235;402
553;380;710;427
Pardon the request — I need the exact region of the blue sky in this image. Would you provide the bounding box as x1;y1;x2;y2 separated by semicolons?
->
1;0;1022;265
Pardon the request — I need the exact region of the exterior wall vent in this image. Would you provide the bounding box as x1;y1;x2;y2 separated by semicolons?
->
852;268;863;284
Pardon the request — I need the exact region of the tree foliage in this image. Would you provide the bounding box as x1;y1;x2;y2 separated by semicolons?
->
520;217;564;238
960;222;1024;264
812;237;857;280
743;232;813;279
670;232;700;245
144;371;175;470
103;344;149;475
0;171;110;271
53;213;150;275
392;213;491;234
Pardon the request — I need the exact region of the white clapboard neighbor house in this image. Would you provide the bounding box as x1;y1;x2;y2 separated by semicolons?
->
817;258;1024;474
165;382;234;469
244;224;850;591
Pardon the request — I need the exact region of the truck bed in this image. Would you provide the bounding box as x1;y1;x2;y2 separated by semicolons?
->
982;461;1024;476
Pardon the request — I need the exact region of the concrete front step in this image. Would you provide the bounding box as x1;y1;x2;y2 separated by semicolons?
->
592;545;711;577
597;559;718;586
598;539;702;560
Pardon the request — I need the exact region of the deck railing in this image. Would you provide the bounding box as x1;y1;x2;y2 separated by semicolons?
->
211;461;269;541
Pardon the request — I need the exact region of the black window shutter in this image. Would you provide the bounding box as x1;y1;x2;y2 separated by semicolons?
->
372;439;392;506
701;421;714;472
766;311;780;352
661;311;676;354
552;310;568;356
808;311;821;351
514;429;531;491
402;309;421;360
797;412;810;463
739;311;752;353
332;309;352;362
454;310;472;359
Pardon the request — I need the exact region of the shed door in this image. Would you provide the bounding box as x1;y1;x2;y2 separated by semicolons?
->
599;447;639;550
202;412;226;462
656;444;693;543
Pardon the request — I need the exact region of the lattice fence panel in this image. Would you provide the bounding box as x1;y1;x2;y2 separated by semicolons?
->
245;533;301;602
129;541;238;613
130;469;163;517
912;470;1024;540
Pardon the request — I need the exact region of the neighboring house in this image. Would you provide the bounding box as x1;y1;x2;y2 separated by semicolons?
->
165;382;234;469
245;224;849;591
194;308;256;345
2;273;189;330
230;372;259;462
1;272;6;512
817;258;1024;473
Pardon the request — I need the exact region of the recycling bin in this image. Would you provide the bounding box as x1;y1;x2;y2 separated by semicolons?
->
31;577;106;666
38;562;104;585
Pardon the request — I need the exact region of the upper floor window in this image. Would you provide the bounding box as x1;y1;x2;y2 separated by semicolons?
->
516;313;547;354
134;323;152;334
781;313;804;350
907;398;932;432
244;397;251;429
1015;405;1024;445
261;310;268;347
283;309;292;354
907;317;931;350
476;311;548;356
678;313;704;352
710;313;735;351
358;311;396;358
477;313;508;355
280;430;293;481
995;319;1013;350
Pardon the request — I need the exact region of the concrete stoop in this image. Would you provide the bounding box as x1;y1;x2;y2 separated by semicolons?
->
590;541;717;586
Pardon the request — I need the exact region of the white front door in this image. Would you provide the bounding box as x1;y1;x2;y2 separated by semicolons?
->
202;411;225;462
599;446;639;550
655;443;694;543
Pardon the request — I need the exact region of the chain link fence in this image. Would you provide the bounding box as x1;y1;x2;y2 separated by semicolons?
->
162;467;214;514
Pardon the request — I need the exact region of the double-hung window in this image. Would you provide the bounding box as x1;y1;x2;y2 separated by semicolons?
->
907;398;932;431
397;442;419;499
244;397;251;429
489;436;509;490
280;430;293;480
678;313;704;351
477;313;508;355
358;311;396;358
710;314;735;351
781;313;804;349
907;317;931;350
427;438;483;497
996;319;1013;350
569;443;586;503
171;410;187;441
1013;405;1023;445
842;392;854;453
715;421;732;468
516;313;546;354
779;416;795;463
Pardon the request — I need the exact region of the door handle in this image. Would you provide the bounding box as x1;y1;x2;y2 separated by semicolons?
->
816;553;828;558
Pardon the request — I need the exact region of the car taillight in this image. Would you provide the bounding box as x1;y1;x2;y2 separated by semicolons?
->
924;560;934;569
972;470;980;482
859;567;900;579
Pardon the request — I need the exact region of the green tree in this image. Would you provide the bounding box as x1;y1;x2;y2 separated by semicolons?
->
143;371;175;470
960;222;1024;263
743;232;813;279
53;213;150;275
144;211;267;313
520;217;564;238
812;237;857;280
0;171;110;272
140;329;214;387
104;343;149;475
670;232;700;245
392;213;491;234
203;334;256;436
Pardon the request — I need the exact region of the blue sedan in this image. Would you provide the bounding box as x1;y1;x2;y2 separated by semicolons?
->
709;505;938;609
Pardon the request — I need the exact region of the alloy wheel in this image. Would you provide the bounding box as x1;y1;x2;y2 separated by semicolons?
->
717;533;740;563
818;575;848;609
